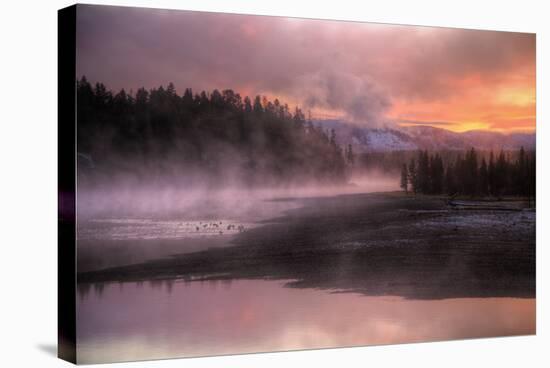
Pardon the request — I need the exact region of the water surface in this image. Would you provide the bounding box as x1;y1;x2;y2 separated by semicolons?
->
76;279;535;364
76;187;535;363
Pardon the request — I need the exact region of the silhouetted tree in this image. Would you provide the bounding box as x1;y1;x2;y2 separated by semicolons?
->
76;76;350;186
417;150;430;194
478;158;489;196
429;153;444;194
408;158;418;195
400;163;408;194
253;95;263;114
444;163;456;195
346;144;355;166
394;147;534;198
494;150;508;197
463;148;479;196
488;151;496;196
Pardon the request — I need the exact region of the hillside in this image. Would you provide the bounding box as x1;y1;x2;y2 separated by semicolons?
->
316;119;535;152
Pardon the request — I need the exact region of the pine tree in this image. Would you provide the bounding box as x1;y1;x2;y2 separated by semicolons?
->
495;150;507;197
464;148;478;196
479;158;489;196
408;158;418;195
427;153;444;194
419;151;430;194
444;164;456;195
243;96;252;113
517;146;528;196
346;144;355;166
527;153;536;207
253;95;263;114
400;163;408;194
76;77;351;186
488;151;496;196
330;129;337;146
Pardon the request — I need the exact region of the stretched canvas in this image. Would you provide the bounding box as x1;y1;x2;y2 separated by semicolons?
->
58;4;536;364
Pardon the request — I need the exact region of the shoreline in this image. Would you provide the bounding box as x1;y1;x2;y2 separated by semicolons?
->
78;192;535;300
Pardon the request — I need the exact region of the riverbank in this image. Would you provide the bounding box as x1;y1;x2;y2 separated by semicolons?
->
78;192;535;299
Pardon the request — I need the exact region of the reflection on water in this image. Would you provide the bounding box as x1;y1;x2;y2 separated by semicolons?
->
76;279;535;364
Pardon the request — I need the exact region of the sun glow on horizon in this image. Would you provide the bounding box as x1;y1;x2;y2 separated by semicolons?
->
77;6;536;135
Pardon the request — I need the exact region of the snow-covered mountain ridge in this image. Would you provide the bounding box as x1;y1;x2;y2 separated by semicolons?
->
316;120;535;152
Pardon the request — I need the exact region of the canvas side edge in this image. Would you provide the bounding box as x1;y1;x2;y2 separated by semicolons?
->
58;4;77;364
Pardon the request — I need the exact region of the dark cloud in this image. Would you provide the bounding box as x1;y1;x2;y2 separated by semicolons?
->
76;4;535;126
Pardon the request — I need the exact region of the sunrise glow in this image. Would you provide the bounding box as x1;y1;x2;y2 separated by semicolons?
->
77;7;535;133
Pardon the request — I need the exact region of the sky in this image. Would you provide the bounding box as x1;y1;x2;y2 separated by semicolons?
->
76;5;536;133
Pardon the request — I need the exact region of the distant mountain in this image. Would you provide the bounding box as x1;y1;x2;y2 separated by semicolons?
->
315;119;535;152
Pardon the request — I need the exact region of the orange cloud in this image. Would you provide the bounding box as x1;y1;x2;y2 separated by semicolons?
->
77;5;536;133
390;67;535;133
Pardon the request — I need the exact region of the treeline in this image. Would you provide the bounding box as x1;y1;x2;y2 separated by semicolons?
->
400;148;535;199
77;77;351;186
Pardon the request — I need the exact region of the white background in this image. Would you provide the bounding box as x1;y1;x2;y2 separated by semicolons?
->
0;0;548;366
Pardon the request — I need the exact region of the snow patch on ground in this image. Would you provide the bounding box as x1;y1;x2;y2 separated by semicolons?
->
78;218;255;240
416;210;535;232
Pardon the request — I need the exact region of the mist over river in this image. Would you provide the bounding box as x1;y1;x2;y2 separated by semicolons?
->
75;178;535;363
76;176;397;271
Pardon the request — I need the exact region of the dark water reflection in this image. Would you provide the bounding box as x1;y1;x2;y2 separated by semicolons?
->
76;279;535;364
